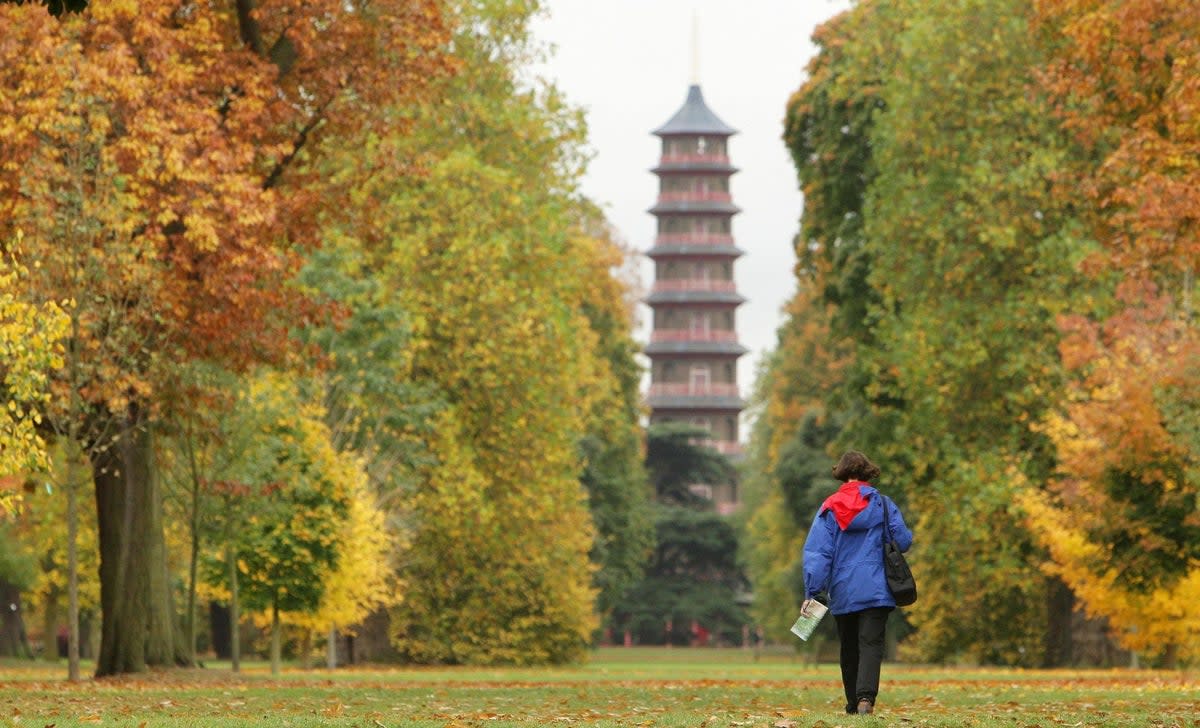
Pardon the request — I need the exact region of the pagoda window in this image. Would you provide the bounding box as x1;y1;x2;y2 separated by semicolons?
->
689;365;710;393
724;363;735;381
690;312;710;335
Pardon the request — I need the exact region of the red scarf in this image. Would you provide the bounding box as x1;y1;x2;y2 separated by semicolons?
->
822;481;870;530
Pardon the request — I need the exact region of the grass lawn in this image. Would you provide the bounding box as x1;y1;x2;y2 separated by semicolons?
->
2;647;1197;727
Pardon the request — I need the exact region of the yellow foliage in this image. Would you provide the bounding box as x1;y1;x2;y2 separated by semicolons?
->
1021;487;1200;661
0;237;68;510
279;476;398;634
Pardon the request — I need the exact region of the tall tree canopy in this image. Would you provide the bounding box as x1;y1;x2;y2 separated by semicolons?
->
0;0;451;674
1020;0;1200;666
762;0;1095;666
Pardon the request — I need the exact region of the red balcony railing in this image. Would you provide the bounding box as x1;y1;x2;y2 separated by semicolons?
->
650;329;739;343
657;191;732;203
659;153;730;165
654;233;735;246
648;383;741;398
652;279;737;293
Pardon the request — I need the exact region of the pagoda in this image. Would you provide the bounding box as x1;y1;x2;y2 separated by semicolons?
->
644;84;746;513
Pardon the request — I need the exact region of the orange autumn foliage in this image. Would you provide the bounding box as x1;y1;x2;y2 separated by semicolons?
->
0;0;451;392
1027;0;1200;662
1034;0;1200;279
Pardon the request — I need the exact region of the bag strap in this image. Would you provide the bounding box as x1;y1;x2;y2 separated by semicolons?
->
879;493;895;548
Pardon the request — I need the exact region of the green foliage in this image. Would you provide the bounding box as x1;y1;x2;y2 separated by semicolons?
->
611;507;748;646
570;204;654;621
774;413;841;527
854;0;1083;664
196;372;354;622
371;0;626;664
0;522;36;590
645;423;736;509
292;241;442;499
770;0;1095;664
580;427;654;619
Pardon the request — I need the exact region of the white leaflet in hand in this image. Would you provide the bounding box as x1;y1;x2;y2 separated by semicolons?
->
789;601;829;641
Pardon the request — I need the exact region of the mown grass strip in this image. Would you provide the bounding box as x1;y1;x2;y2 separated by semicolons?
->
2;649;1196;727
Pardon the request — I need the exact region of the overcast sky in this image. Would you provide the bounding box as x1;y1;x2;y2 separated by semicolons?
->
530;0;851;423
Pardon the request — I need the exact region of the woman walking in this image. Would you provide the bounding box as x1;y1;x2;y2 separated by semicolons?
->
802;451;913;715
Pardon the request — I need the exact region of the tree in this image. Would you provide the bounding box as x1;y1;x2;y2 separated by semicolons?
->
333;0;633;664
570;204;655;624
1022;0;1200;668
9;445;101;671
775;0;1098;665
191;371;361;676
0;1;450;675
645;423;736;509
1023;280;1200;665
382;148;600;664
277;478;395;669
608;423;744;645
611;507;748;646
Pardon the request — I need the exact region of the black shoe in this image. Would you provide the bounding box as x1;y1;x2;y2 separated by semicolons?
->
856;698;874;715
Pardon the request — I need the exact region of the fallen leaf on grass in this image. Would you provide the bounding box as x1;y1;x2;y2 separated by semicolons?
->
321;702;345;717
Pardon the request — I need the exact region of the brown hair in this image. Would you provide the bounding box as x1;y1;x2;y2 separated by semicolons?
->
832;450;881;482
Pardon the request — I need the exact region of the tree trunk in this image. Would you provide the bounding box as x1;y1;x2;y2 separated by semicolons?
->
94;412;178;676
1163;642;1179;670
41;582;60;661
326;625;337;669
0;578;31;658
269;600;281;676
143;424;186;667
228;547;241;673
67;478;81;681
185;457;201;666
1043;577;1074;667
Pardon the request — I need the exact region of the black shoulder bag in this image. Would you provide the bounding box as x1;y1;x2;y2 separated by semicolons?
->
880;495;917;606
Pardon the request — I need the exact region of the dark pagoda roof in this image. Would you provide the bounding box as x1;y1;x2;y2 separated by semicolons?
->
653;85;737;137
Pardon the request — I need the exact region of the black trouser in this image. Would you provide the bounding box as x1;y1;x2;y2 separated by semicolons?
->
833;607;892;712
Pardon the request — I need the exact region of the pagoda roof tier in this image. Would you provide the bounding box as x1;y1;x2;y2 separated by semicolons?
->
653;85;738;137
644;340;749;356
649;199;741;216
644;290;746;306
652;160;739;175
646;244;744;259
647;394;746;411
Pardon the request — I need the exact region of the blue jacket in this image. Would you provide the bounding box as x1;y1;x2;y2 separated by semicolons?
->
802;483;913;615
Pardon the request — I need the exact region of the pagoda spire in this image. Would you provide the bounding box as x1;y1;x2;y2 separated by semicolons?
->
690;12;700;85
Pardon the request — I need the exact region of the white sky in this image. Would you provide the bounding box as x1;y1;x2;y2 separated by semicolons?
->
530;0;852;429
